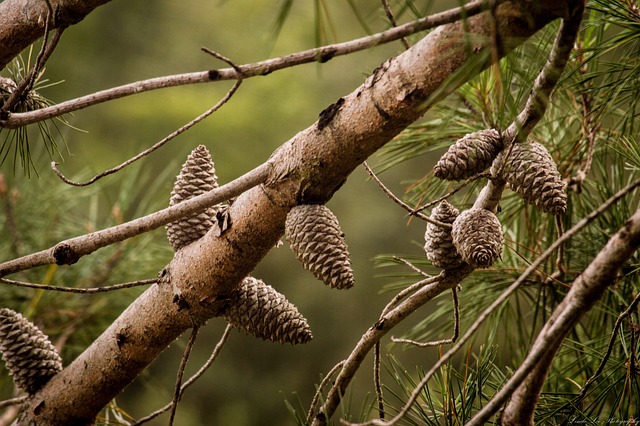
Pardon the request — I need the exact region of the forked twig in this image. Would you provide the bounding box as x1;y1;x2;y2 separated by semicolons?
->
391;286;459;347
51;51;242;187
133;324;232;425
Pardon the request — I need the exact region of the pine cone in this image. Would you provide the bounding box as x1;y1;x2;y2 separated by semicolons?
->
222;277;313;345
451;208;503;268
0;308;63;394
285;204;355;289
166;145;220;251
491;142;567;215
424;200;464;269
434;129;503;180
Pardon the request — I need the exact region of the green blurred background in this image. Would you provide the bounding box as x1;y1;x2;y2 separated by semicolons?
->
1;1;454;424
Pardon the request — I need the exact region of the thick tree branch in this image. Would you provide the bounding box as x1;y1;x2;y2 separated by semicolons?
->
10;1;574;424
0;0;113;70
0;0;498;129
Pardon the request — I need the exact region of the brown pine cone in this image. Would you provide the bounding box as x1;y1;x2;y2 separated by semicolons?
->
491;141;567;215
285;204;355;289
0;308;63;394
434;129;503;180
451;208;503;268
424;200;464;269
222;277;313;345
166;145;220;251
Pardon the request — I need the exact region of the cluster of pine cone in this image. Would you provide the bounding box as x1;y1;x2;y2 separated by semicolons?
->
166;146;356;346
425;129;566;270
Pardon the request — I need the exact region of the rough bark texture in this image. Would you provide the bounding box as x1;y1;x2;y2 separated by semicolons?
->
500;206;640;426
7;1;574;424
0;0;114;71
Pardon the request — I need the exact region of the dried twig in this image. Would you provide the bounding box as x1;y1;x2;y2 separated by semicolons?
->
391;286;459;347
0;396;27;410
362;162;446;226
0;160;272;277
374;342;385;419
380;0;409;50
0;0;500;129
51;51;242;187
411;171;492;215
168;326;200;426
306;360;346;425
133;324;232;426
0;277;156;293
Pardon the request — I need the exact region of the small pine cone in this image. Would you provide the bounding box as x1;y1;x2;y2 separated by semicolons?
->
434;129;503;180
0;308;63;394
451;208;503;269
424;200;464;269
491;142;567;215
166;145;220;251
285;204;355;289
222;277;313;345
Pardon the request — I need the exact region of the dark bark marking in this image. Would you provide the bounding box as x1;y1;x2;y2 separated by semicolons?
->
53;242;80;265
317;97;345;131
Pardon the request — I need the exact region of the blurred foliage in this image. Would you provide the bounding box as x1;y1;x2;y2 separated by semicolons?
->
1;0;639;425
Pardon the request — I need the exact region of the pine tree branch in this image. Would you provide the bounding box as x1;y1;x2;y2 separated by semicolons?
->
8;2;570;423
490;204;640;426
359;176;640;426
0;0;498;129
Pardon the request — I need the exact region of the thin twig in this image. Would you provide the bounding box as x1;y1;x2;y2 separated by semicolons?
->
374;342;385;419
0;396;27;409
391;256;431;278
306;360;347;425
51;51;243;187
168;326;200;426
362;161;444;226
411;171;492;215
353;176;640;426
380;0;410;50
0;277;156;293
381;272;443;318
0;0;500;129
390;286;459;347
0;160;272;277
570;290;640;406
133;324;233;426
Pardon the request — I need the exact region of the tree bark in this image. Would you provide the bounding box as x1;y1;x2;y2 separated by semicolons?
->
500;206;640;426
0;0;114;71
9;1;573;424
